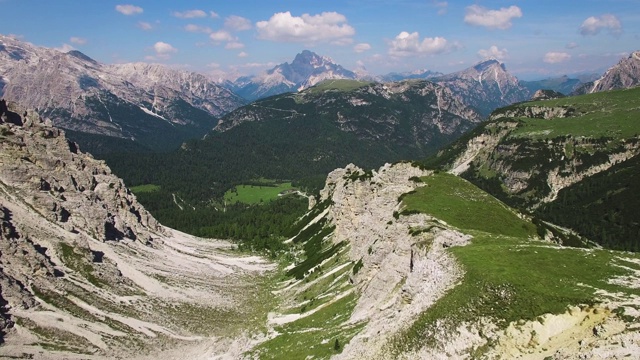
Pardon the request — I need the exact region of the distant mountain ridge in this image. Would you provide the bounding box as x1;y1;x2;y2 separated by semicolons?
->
431;59;530;116
587;50;640;93
0;35;245;153
227;50;359;101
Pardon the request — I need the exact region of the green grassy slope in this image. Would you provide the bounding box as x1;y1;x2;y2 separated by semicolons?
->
422;86;640;251
391;172;640;355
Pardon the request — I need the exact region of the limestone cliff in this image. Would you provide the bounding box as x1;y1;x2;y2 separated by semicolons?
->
0;103;273;359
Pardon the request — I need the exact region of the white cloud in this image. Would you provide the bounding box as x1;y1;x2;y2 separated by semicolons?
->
580;14;622;36
210;30;236;43
153;41;177;59
70;37;86;45
185;24;212;34
434;1;448;15
172;10;207;19
210;11;219;19
225;41;245;49
388;31;449;57
115;4;143;16
477;45;508;60
566;42;578;49
55;43;75;53
238;52;249;58
256;11;355;44
543;52;571;63
354;43;372;53
464;5;522;30
225;15;252;31
137;21;153;31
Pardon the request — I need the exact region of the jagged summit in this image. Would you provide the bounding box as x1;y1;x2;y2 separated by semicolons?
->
228;50;358;101
589;50;640;93
432;59;529;116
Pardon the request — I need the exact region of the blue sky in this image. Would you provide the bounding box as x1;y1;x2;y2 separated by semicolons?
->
2;0;639;80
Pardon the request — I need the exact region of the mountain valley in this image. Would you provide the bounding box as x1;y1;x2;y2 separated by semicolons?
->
2;28;640;359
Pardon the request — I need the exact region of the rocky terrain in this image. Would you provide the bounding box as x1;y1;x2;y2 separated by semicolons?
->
0;103;273;359
574;50;640;95
0;35;245;152
432;59;530;116
225;50;359;101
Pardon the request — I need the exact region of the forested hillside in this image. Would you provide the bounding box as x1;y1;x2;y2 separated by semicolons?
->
423;86;640;251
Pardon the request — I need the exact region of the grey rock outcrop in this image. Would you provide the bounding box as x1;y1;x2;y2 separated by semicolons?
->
0;102;164;243
588;51;640;93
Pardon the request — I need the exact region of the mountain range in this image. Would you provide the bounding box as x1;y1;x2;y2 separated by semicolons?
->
2;98;640;359
0;35;245;153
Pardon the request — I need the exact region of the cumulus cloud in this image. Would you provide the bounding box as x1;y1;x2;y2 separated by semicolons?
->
354;43;372;53
256;11;355;44
153;41;177;59
388;31;449;57
210;30;236;43
543;52;571;63
70;37;87;45
137;21;153;31
478;45;508;60
464;5;522;30
115;4;143;16
225;41;245;49
172;10;207;19
580;14;622;36
185;24;212;34
210;11;219;19
238;51;249;58
225;15;252;31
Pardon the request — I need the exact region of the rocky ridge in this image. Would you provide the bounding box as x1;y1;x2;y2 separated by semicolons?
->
432;59;530;116
0;35;245;151
0;103;273;359
588;50;640;93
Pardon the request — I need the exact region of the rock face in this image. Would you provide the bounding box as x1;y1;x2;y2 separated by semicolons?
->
588;50;640;93
432;59;530;117
0;35;245;152
320;163;472;359
225;50;359;101
0;102;163;242
0;102;273;359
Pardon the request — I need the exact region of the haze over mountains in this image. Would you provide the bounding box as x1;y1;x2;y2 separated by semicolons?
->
3;34;639;156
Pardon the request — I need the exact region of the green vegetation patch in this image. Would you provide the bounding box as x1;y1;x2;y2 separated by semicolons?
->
401;173;537;238
224;182;295;205
508;87;640;140
306;79;372;94
392;234;640;354
249;292;365;359
129;184;160;193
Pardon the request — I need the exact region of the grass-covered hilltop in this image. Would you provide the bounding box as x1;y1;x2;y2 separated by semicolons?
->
424;86;640;251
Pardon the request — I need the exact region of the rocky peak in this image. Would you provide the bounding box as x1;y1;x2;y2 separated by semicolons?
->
589;50;640;93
